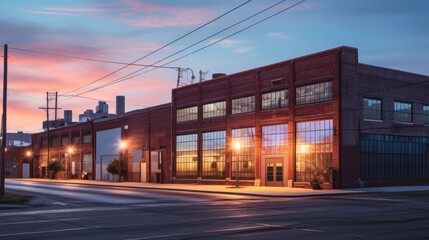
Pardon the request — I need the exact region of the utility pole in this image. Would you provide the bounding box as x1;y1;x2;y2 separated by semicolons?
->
54;92;58;128
1;44;8;196
38;92;61;177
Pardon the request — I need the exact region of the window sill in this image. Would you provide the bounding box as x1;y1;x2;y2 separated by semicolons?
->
394;122;413;125
363;119;383;122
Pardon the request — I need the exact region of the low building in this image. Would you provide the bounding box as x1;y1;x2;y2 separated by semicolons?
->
27;46;429;189
171;46;429;188
30;104;171;183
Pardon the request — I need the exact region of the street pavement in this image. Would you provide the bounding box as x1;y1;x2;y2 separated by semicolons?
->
8;178;429;197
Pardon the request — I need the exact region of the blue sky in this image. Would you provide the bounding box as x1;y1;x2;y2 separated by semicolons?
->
0;0;428;132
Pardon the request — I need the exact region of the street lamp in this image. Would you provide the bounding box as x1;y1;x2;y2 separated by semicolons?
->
119;140;127;181
234;141;241;188
26;151;32;178
67;147;73;179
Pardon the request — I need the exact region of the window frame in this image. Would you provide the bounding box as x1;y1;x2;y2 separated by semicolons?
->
394;101;413;124
296;81;333;105
203;101;226;119
423;105;429;125
231;95;255;115
261;89;288;110
176;106;198;123
363;97;383;121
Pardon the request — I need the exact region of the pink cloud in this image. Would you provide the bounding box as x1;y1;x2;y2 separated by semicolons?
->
45;7;108;13
119;0;213;27
15;7;76;16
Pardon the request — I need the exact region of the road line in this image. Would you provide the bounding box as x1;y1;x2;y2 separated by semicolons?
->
0;217;90;226
126;225;276;240
0;227;96;237
0;206;131;217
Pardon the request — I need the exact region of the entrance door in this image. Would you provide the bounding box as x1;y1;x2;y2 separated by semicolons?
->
266;158;283;186
22;163;30;178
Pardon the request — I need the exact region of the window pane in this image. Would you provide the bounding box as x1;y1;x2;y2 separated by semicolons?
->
394;101;412;123
262;89;288;110
296;119;333;183
361;134;429;179
363;98;382;120
176;134;198;178
232;127;255;180
232;96;255;114
262;124;288;156
296;81;332;105
202;131;226;179
177;106;198;123
423;105;429;125
203;101;226;118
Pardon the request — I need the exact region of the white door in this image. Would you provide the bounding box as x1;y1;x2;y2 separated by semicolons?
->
22;163;30;178
140;162;147;182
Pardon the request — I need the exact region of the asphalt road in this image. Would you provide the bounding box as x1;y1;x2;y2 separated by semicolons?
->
2;180;429;240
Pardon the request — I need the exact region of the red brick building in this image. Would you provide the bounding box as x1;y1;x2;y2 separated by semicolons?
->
172;46;429;188
30;104;171;183
27;46;429;189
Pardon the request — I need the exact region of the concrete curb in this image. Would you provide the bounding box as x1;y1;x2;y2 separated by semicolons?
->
8;179;367;198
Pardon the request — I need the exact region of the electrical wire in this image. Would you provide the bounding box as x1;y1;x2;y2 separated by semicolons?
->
60;0;252;97
65;0;304;99
8;47;179;69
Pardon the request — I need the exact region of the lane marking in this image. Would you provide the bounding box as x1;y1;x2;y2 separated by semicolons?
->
0;206;131;217
0;227;98;237
0;217;90;226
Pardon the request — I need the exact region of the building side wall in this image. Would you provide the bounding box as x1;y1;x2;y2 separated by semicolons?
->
341;53;429;187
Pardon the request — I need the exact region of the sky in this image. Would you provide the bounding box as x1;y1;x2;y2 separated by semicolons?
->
0;0;428;133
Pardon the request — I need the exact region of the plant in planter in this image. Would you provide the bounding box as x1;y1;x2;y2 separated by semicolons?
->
310;170;323;190
106;158;127;182
47;160;64;179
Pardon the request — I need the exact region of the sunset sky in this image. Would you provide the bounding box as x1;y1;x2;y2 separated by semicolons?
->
0;0;428;133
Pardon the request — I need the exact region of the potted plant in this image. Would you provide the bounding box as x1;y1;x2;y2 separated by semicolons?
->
106;158;127;182
310;170;323;190
47;160;64;179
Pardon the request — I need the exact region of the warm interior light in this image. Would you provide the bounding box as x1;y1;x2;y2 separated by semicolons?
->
299;144;308;154
67;147;74;154
120;140;127;149
26;151;32;157
234;142;241;150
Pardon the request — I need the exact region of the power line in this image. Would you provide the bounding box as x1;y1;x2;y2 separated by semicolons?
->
65;0;301;99
60;0;252;98
8;47;179;69
61;95;149;108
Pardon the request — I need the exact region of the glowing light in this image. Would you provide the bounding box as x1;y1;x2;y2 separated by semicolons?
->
26;151;32;157
299;144;309;154
67;147;74;154
234;141;241;150
120;140;127;149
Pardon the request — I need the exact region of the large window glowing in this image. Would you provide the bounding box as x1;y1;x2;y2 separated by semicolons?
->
296;119;333;183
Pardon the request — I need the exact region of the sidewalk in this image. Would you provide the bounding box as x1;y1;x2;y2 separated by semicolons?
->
9;178;429;197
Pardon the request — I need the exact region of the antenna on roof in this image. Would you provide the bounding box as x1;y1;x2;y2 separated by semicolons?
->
176;68;195;87
199;70;209;82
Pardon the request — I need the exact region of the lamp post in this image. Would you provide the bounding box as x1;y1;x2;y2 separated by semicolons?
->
67;147;73;179
26;150;32;178
234;141;241;188
119;140;127;182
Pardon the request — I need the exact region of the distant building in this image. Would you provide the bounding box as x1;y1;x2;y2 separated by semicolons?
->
42;110;75;131
4;131;32;146
2;131;32;178
116;96;125;115
96;101;109;114
78;98;125;122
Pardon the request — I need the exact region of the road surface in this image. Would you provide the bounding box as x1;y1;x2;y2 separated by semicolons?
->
2;180;429;239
